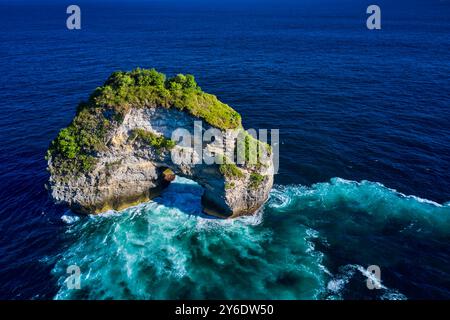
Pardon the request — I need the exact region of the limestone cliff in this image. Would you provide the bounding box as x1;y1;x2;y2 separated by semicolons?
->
46;69;273;218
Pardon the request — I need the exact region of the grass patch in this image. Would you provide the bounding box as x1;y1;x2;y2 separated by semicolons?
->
236;130;272;167
220;163;244;179
46;104;109;176
130;128;176;151
225;182;236;189
249;172;265;189
219;156;244;179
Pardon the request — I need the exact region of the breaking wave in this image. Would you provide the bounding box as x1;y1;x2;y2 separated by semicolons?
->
52;177;450;300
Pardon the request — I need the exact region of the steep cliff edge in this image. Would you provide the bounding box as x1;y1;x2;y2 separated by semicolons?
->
46;68;273;218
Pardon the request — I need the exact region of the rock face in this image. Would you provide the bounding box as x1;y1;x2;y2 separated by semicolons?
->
47;69;274;218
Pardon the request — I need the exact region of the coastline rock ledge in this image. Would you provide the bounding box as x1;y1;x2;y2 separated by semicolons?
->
46;69;274;218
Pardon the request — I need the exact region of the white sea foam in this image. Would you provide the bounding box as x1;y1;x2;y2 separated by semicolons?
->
60;211;80;224
52;177;448;300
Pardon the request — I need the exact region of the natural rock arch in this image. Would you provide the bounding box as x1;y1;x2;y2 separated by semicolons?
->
47;69;274;218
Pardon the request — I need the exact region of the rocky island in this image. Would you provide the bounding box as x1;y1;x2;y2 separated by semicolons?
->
46;68;274;218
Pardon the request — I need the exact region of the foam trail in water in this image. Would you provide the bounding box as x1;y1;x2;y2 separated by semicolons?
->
52;177;450;300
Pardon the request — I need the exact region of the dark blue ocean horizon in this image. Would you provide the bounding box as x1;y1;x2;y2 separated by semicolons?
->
0;0;449;299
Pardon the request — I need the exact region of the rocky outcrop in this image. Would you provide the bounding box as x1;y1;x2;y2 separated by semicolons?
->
47;69;274;218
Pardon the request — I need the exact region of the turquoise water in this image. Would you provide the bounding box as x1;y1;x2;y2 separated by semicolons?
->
1;0;450;299
51;177;450;300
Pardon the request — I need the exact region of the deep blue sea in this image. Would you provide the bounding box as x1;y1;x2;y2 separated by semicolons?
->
0;0;449;299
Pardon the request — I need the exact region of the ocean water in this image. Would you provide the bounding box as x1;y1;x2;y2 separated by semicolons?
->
0;0;449;299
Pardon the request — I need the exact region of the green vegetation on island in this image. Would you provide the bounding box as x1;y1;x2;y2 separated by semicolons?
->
92;68;242;129
237;131;272;167
249;172;265;189
47;68;242;176
129;128;176;152
219;156;245;179
225;182;236;190
47;103;111;175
